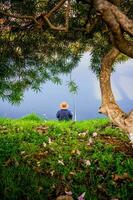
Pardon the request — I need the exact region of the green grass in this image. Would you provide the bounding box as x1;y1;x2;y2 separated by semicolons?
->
0;115;132;200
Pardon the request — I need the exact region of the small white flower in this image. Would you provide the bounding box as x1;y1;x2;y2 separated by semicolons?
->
87;138;93;145
84;160;91;166
43;142;47;147
48;138;52;144
78;132;87;137
76;149;81;155
92;132;98;137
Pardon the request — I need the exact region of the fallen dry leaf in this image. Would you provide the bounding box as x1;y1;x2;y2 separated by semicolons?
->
4;159;13;166
65;191;73;196
71;149;81;155
34;151;48;160
42;142;47;147
20;151;26;155
78;132;87;137
48;137;52;144
33;166;43;173
92;132;98;137
84;159;91;166
78;192;86;200
58;160;64;165
111;199;119;200
50;170;55;176
76;149;81;155
35;126;48;134
87;138;93;146
56;195;74;200
69;171;76;176
112;172;132;181
37;186;43;193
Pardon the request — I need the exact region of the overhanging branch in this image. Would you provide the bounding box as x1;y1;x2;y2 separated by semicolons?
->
94;0;133;58
111;4;133;37
0;0;70;32
0;10;40;26
43;16;66;31
46;0;67;18
43;0;70;31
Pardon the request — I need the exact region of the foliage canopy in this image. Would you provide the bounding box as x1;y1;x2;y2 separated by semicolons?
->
0;0;133;102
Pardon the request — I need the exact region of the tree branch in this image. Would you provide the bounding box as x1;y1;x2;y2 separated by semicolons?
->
94;0;133;58
0;0;70;32
46;0;67;18
42;0;70;32
0;10;40;26
110;4;133;37
65;0;70;31
43;16;66;31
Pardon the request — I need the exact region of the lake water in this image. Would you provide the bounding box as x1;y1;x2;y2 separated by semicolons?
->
0;53;133;120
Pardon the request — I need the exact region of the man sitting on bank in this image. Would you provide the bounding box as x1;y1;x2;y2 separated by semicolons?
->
56;102;73;121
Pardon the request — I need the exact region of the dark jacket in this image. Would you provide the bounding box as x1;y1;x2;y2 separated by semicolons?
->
56;109;73;121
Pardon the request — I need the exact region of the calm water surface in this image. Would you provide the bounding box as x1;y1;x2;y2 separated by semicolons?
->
0;53;133;120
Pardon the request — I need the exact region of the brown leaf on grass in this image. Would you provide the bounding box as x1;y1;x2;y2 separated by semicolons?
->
86;138;93;146
97;184;107;193
50;170;55;176
42;142;47;147
48;137;52;144
56;195;74;200
71;149;81;155
15;160;19;167
4;158;19;167
98;135;133;156
111;199;119;200
4;159;13;166
33;151;48;160
69;171;76;176
112;173;133;181
33;166;43;173
65;186;72;196
27;160;31;165
37;186;43;193
23;154;30;159
78;132;88;137
67;171;76;180
20;151;26;155
92;132;98;137
58;160;64;165
84;159;91;166
35;126;49;134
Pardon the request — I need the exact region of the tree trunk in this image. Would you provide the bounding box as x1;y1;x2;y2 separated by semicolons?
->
99;47;133;146
94;0;133;58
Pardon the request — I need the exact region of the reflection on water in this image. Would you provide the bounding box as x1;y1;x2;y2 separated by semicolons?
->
0;53;133;120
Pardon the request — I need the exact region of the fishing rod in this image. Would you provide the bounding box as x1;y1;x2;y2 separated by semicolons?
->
73;93;77;122
70;73;77;121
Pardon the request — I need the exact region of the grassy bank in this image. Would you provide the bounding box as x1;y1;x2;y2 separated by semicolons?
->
0;114;132;200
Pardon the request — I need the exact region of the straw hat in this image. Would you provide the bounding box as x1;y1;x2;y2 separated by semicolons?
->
60;102;69;109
